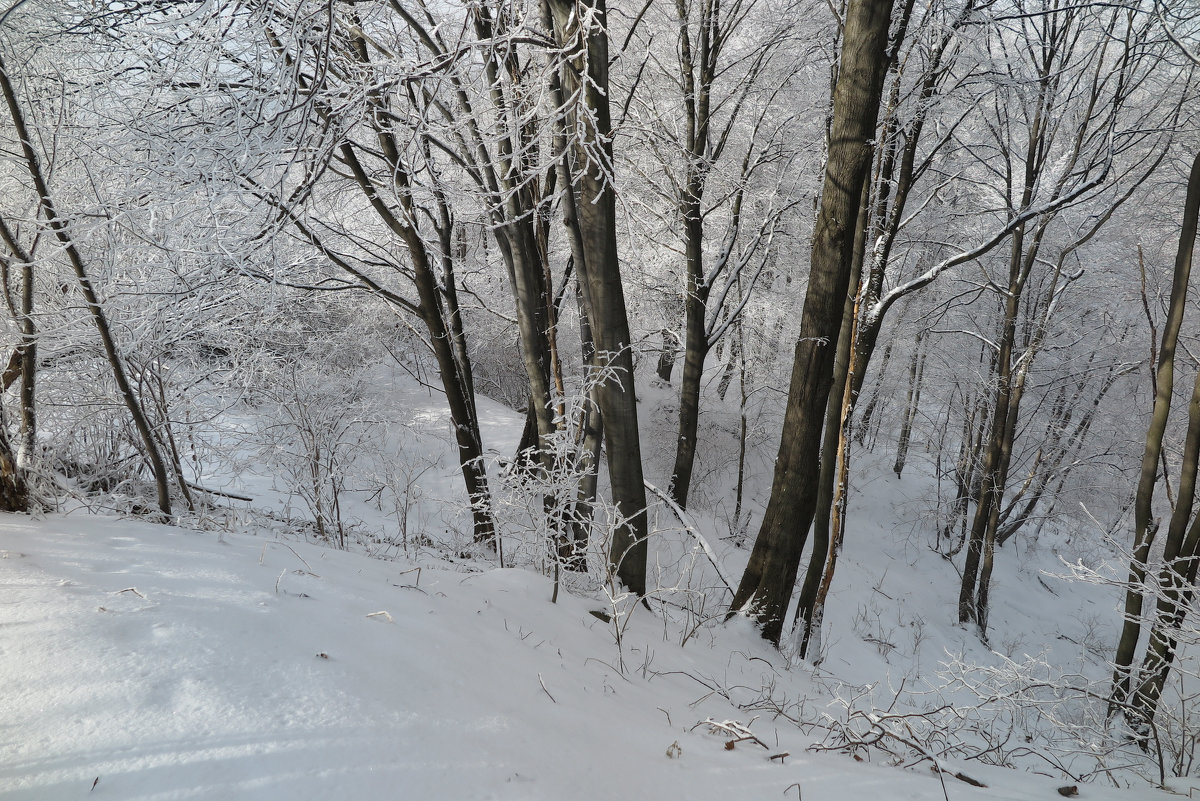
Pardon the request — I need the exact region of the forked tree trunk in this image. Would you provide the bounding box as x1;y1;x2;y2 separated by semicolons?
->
0;219;34;510
336;135;496;544
729;0;895;645
1131;364;1200;730
546;0;648;594
1112;152;1200;711
794;178;868;657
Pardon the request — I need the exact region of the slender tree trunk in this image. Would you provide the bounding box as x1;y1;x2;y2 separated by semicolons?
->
336;137;496;544
959;231;1025;631
996;362;1125;546
409;240;495;544
669;205;709;508
0;54;170;515
656;329;679;384
734;318;749;527
1131;364;1200;729
666;0;719;509
547;0;648;594
569;281;603;568
854;331;895;448
794;178;868;656
1113;152;1200;710
729;0;895;645
18;258;33;465
716;329;741;401
892;331;927;477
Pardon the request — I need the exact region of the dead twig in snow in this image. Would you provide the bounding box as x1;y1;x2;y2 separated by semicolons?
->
538;673;556;703
271;541;317;575
694;718;770;749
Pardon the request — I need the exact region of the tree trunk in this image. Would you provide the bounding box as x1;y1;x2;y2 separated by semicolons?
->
546;0;648;595
656;329;679;384
729;0;896;645
0;54;170;516
1131;363;1200;729
18;257;33;466
1112;151;1200;710
958;225;1030;635
892;331;926;478
668;204;709;508
666;0;719;510
568;281;603;569
336;136;496;544
794;177;869;657
0;405;26;512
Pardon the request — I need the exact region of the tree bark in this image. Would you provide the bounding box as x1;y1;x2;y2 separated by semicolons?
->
568;281;603;568
656;329;678;384
546;0;648;595
0;234;38;468
729;0;895;645
668;206;709;508
1131;364;1200;729
794;177;868;657
892;331;926;478
666;0;715;510
1112;151;1200;710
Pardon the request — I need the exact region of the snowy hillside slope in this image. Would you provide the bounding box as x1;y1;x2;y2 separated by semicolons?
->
0;516;1184;801
1;370;1190;800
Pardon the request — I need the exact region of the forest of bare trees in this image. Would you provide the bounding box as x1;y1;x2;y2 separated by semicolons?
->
5;0;1200;767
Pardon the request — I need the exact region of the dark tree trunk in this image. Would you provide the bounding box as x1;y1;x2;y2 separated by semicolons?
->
794;177;868;657
0;410;26;512
336;134;496;544
668;207;709;508
729;0;896;645
546;0;648;594
18;257;33;464
1113;152;1200;710
656;329;678;384
665;0;718;510
1131;364;1200;729
957;229;1028;634
568;281;603;569
892;331;927;478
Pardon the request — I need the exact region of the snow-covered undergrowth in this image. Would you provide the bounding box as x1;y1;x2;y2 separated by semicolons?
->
1;372;1194;800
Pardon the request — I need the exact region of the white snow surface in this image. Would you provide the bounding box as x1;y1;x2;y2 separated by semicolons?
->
0;371;1186;799
0;514;1182;801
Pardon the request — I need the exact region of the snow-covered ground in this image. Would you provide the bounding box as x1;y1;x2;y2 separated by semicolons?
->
0;516;1182;801
0;373;1188;800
